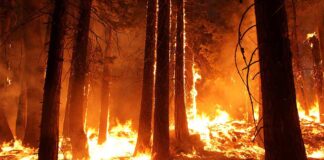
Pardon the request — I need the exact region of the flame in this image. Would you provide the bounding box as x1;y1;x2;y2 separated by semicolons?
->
0;64;323;160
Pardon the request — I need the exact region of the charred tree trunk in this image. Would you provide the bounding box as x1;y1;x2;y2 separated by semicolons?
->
135;0;157;154
38;0;67;159
98;29;112;145
309;36;324;122
254;0;307;159
152;0;170;159
174;0;189;143
69;0;92;158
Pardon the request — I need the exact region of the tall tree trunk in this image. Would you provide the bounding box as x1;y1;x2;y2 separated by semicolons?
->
98;29;112;145
318;10;324;122
63;73;73;138
38;0;67;159
16;81;27;140
135;0;157;154
254;0;307;159
22;0;46;148
309;36;324;122
69;0;93;158
174;0;189;143
287;0;309;114
152;0;170;159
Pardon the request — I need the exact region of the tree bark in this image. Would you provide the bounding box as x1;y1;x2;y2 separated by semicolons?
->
152;0;170;159
69;0;93;158
254;0;307;159
309;36;324;123
38;0;67;159
98;29;112;145
135;0;157;154
174;0;189;143
16;81;27;140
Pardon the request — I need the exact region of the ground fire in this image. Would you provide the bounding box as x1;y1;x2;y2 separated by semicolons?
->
0;0;324;160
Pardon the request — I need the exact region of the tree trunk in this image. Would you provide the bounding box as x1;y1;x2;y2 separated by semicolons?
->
254;0;307;159
22;0;46;148
152;0;170;159
174;0;189;143
309;36;324;122
38;0;67;159
135;0;157;154
16;81;27;140
62;81;71;138
318;12;324;122
69;0;93;158
98;29;112;145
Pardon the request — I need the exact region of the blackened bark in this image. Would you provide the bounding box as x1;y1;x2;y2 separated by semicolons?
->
254;0;307;159
174;0;189;143
69;0;92;158
98;29;112;144
135;0;157;154
309;36;324;123
0;108;13;144
152;0;170;159
38;0;67;159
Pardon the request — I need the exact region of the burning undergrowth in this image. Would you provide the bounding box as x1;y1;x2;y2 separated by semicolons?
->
0;106;323;160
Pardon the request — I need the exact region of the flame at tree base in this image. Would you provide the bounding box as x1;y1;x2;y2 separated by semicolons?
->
1;103;323;160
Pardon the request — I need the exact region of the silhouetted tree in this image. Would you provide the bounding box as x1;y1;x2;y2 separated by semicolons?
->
152;0;170;159
98;29;112;144
135;0;157;154
38;0;67;159
174;0;189;144
69;0;93;158
254;0;307;159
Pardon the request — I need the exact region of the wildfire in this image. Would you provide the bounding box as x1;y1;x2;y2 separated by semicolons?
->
0;66;323;160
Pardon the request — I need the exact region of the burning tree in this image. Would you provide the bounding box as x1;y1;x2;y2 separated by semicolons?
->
68;0;93;158
38;0;67;159
174;0;190;146
152;0;170;159
254;0;307;159
135;0;157;154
